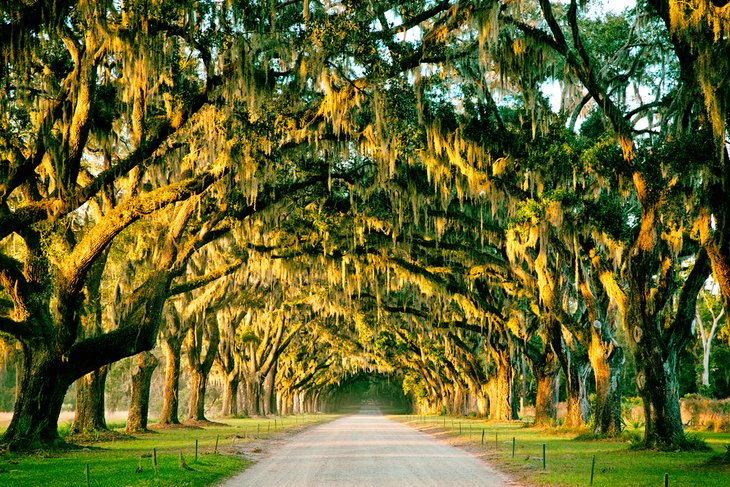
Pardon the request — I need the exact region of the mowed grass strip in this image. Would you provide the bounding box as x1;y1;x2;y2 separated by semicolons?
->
400;416;730;487
0;415;334;487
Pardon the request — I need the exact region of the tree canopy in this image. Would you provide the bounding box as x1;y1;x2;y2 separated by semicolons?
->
0;0;728;451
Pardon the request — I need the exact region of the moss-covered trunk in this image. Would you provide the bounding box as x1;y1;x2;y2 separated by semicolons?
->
563;353;591;428
487;349;513;421
221;376;240;417
588;322;624;435
187;367;208;421
2;347;72;450
158;338;183;425
185;315;219;422
633;331;685;446
532;350;559;426
244;377;261;416
262;365;277;416
71;365;110;434
126;352;159;433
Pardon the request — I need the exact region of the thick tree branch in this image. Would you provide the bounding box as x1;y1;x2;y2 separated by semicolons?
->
0;316;35;340
168;259;244;297
667;249;711;350
62;167;227;297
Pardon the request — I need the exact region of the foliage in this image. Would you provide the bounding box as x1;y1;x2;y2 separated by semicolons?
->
681;395;730;433
0;0;729;457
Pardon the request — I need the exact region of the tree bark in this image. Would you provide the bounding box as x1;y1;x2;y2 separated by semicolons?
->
520;354;528;416
2;347;72;450
510;351;521;420
217;316;241;417
244;376;261;416
158;338;183;425
487;349;513;421
475;386;489;417
634;336;685;447
280;392;293;416
187;367;208;421
14;344;23;404
71;365;110;434
532;349;560;426
126;352;159;433
588;321;624;435
627;247;710;447
186;315;219;422
71;250;110;435
221;375;240;417
563;352;591;428
262;364;277;416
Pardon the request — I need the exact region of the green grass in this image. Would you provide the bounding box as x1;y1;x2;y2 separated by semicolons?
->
0;415;334;487
398;416;730;486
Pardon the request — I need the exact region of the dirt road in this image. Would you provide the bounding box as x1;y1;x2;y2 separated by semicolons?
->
218;410;512;486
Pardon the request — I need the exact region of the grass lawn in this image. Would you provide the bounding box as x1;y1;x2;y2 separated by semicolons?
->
400;416;730;487
0;415;333;487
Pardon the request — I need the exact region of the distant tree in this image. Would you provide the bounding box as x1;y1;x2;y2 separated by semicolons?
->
696;286;727;394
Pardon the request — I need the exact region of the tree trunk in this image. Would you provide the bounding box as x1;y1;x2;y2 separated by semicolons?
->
280;392;292;416
185;314;219;422
696;301;724;390
510;359;521;420
126;352;159;433
292;392;300;414
262;366;277;416
550;318;591;429
487;350;513;421
532;349;560;426
588;321;624;435
2;348;72;450
187;367;208;421
563;354;591;428
625;246;710;447
451;384;463;416
71;365;110;434
520;354;528;416
244;377;261;416
71;250;110;435
14;345;23;404
304;392;312;414
476;385;489;417
635;341;685;446
221;376;240;417
158;339;183;425
305;392;312;414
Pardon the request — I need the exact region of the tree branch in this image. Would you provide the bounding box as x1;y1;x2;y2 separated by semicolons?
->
168;259;244;297
61;167;227;297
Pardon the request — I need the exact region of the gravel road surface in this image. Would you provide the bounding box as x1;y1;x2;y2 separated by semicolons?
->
218;410;511;486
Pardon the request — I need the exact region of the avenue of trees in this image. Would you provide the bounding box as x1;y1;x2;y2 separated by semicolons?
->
0;0;728;452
